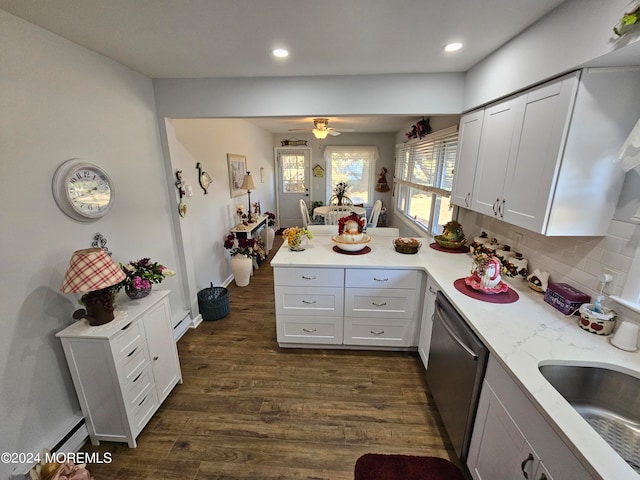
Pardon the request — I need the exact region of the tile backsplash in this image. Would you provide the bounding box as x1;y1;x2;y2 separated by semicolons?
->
458;210;640;324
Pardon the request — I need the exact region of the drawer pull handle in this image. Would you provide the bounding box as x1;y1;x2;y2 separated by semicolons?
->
133;372;143;382
373;277;389;282
372;302;387;307
370;330;385;336
302;328;317;333
301;275;316;280
121;321;133;331
127;347;138;357
301;300;317;304
428;286;437;294
138;394;149;407
520;453;534;478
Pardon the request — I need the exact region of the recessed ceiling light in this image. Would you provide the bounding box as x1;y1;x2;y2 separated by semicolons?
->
272;48;289;58
444;42;463;52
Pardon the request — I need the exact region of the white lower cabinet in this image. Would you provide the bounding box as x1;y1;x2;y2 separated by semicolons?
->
467;355;594;480
274;267;423;348
56;290;182;448
418;276;438;368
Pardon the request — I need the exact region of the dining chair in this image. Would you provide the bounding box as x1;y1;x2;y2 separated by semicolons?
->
366;227;400;237
367;200;383;228
299;199;311;227
324;206;353;225
306;225;339;235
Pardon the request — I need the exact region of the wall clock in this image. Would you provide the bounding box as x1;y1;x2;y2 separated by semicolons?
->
52;159;114;222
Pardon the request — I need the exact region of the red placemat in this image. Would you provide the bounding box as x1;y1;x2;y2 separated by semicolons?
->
454;278;519;303
429;242;470;254
332;246;371;255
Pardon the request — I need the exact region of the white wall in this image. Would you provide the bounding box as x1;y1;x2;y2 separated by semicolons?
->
166;119;276;315
153;73;465;118
0;11;182;477
464;0;640;110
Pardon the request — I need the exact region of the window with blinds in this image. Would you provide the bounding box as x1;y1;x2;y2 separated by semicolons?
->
394;126;458;234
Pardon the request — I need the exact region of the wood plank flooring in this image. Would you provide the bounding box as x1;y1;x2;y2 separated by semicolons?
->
82;237;458;479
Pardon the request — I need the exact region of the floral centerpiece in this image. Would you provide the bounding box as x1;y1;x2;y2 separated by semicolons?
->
224;233;257;257
283;226;313;251
264;211;277;227
332;182;350;205
117;258;176;299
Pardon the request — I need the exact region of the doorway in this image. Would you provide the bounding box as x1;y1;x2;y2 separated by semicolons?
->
276;147;311;228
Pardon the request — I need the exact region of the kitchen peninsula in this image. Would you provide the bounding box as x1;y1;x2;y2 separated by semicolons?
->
271;234;640;480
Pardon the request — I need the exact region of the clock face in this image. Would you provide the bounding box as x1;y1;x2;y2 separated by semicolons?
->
53;159;114;222
66;166;112;217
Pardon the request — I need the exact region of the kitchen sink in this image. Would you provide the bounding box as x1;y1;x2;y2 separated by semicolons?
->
538;364;640;473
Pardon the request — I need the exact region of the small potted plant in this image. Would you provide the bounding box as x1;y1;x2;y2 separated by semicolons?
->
332;182;350;206
224;233;256;287
118;258;176;299
282;226;313;251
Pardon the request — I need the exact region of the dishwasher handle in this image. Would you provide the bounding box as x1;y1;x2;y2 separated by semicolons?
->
434;302;479;360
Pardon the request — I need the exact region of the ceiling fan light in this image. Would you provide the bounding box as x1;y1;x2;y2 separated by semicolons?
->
313;129;329;139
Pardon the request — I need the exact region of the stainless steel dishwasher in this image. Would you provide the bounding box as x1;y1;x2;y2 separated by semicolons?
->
426;292;489;463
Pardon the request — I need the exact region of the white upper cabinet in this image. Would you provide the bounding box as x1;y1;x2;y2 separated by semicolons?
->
460;68;640;236
471;96;523;218
451;110;484;209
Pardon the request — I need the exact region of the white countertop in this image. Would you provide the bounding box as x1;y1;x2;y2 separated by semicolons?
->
271;234;640;479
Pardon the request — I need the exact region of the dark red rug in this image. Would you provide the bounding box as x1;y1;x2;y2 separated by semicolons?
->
354;454;465;480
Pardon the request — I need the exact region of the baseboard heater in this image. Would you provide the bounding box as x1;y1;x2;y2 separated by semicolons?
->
11;419;88;480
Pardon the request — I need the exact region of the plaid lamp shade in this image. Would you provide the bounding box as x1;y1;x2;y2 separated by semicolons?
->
60;248;126;293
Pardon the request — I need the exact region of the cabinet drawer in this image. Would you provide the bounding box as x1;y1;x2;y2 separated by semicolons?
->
345;288;416;318
344;317;415;347
275;286;343;316
277;315;343;344
130;389;158;437
112;319;143;355
123;366;154;408
346;269;418;289
275;267;344;287
119;337;150;380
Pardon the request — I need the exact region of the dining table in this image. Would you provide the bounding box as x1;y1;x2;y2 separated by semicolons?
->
312;204;366;223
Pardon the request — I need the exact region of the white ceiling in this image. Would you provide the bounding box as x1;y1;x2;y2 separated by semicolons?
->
0;0;569;133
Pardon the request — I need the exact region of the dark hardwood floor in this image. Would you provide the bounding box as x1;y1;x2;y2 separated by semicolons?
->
82;238;458;479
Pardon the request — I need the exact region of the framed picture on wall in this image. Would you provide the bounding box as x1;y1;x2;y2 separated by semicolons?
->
227;154;247;198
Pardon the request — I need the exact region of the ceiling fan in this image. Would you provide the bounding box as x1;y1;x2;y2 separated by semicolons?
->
288;118;355;139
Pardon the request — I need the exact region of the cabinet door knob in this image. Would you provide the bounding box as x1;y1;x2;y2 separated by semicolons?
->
153;356;159;361
520;453;534;478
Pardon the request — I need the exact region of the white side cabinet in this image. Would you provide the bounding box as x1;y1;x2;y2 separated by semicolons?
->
56;290;182;447
418;276;438;368
467;355;594;480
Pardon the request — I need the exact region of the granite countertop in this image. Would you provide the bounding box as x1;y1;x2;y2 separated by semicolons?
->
271;234;640;479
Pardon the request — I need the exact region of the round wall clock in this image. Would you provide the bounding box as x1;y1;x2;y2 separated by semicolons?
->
52;159;115;222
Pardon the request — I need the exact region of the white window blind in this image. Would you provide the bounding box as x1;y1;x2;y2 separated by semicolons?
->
394;126;458;197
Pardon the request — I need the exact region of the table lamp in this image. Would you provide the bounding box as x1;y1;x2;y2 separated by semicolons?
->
241;172;257;223
61;248;126;326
